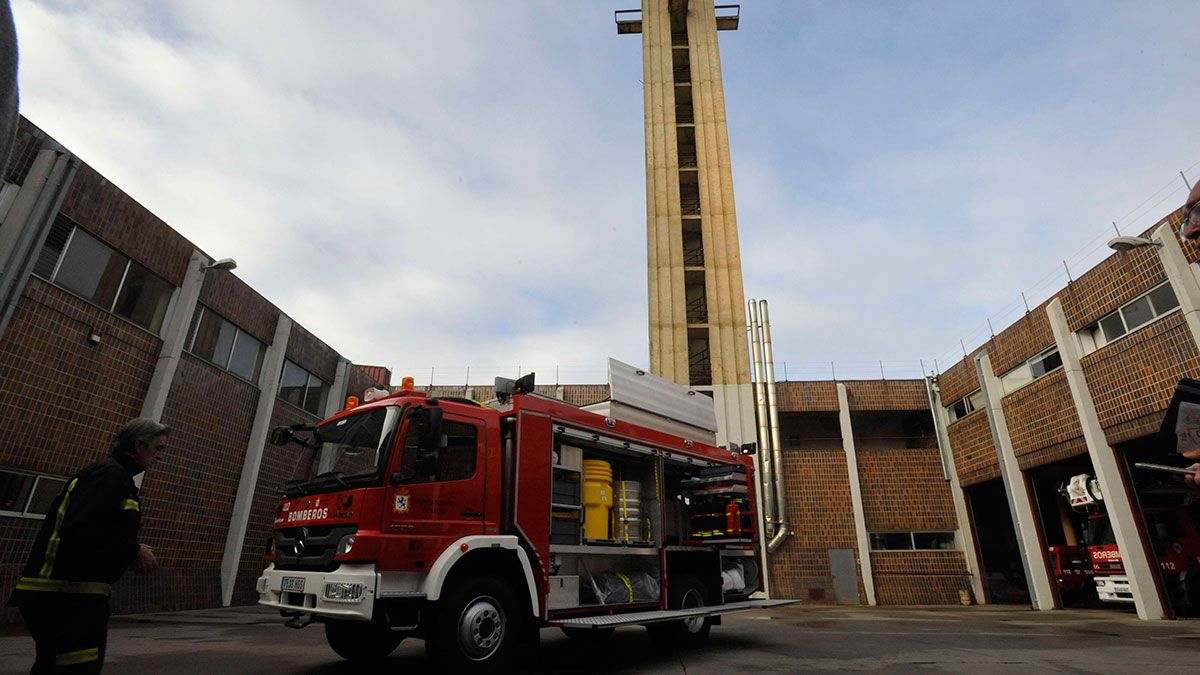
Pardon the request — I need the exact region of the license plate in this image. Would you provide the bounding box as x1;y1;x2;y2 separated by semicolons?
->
281;576;305;593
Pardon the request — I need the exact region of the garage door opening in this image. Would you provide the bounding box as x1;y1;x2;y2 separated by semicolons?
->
1117;434;1200;617
1027;454;1107;609
965;478;1029;604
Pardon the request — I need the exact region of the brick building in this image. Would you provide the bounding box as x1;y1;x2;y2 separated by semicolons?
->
2;114;1197;621
0;118;386;619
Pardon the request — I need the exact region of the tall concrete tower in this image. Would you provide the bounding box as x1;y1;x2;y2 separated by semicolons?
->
617;0;755;446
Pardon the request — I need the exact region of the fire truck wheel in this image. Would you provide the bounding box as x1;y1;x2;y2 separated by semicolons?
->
645;574;711;649
426;575;518;671
561;626;616;641
324;618;404;661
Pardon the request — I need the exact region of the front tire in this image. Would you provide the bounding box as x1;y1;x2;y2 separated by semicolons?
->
645;574;711;649
325;618;404;661
426;575;518;672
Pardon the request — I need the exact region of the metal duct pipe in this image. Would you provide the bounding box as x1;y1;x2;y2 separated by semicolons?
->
760;300;790;553
747;299;775;538
923;376;952;481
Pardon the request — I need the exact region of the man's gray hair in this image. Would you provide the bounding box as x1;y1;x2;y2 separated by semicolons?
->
111;417;170;456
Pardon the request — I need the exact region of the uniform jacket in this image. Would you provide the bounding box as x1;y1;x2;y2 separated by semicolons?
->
10;455;143;599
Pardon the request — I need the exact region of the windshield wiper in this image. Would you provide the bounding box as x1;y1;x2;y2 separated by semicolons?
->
314;471;349;489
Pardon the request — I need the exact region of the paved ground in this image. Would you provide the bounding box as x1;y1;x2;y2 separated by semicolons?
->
1;604;1198;673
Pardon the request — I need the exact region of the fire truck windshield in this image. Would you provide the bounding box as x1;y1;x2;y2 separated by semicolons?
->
287;406;401;495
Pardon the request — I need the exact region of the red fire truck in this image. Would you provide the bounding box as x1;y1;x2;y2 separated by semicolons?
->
255;363;789;670
1060;473;1200;612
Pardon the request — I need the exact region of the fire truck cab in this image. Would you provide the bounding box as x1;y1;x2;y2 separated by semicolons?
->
256;360;791;670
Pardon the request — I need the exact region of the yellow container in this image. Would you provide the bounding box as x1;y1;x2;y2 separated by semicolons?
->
582;460;613;540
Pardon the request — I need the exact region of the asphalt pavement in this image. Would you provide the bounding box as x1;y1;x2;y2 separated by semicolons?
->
2;603;1197;673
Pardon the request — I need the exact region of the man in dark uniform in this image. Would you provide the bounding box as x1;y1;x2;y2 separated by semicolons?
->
7;418;166;672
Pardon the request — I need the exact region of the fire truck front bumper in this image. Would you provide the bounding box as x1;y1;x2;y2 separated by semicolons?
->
257;563;378;621
1094;575;1135;604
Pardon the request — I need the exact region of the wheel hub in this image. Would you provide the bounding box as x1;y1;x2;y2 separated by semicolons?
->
458;595;505;660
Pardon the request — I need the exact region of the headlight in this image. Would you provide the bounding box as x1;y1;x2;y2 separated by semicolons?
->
336;534;356;556
324;582;364;601
265;535;276;558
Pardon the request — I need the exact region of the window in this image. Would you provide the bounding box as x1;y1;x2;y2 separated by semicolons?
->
187;305;266;382
0;470;68;519
870;531;956;551
33;218;175;334
946;389;983;422
999;347;1062;395
399;418;478;483
1078;283;1180;354
279;360;329;416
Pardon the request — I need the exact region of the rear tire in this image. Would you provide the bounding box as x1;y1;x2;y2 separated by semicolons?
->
425;574;519;672
645;574;711;649
325;618;404;661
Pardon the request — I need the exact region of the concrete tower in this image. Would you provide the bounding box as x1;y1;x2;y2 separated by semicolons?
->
617;1;754;446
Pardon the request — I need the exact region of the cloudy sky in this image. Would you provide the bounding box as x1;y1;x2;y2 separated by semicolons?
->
12;1;1200;384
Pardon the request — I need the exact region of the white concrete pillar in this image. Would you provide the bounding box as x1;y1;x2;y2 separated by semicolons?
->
974;350;1056;610
220;314;292;606
0;142;79;341
323;357;351;419
927;379;988;604
1152;223;1200;353
140;251;208;423
1047;298;1167;620
836;383;876;605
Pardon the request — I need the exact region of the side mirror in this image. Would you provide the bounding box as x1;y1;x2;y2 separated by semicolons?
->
419;406;444;451
270;427;292;446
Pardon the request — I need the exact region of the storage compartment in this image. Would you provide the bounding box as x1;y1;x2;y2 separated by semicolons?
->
552;468;581;506
547;575;580;609
551;508;582;545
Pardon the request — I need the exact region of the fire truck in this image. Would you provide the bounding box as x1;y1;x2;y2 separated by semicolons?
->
1060;473;1200;612
255;360;791;670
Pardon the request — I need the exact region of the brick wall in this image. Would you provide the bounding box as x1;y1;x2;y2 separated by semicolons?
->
771;450;860;602
57;164;193;287
937;348;985;404
946;410;999;486
1082;312;1200;445
198;270;279;346
346;364;386;399
285;321;339;385
0;278;159;475
121;354;259;613
0;516;44;621
1060;245;1165;333
232;401;320;605
857;448;956;532
776;381;838;412
1001;370;1084;470
843;380;928;411
871;551;972;605
989;299;1057;375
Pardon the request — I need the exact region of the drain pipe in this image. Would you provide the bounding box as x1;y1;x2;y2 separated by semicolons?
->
747;299;776;538
760;300;790;553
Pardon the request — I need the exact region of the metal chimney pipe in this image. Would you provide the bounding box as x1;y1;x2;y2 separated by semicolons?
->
760;300;790;553
748;299;775;538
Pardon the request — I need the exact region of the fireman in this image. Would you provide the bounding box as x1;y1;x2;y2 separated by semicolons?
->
6;418;165;672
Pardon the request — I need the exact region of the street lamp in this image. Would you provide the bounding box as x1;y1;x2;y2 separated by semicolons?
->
204;257;237;271
1107;236;1160;252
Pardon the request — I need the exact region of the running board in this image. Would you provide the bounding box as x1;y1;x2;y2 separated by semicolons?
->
550;599;798;628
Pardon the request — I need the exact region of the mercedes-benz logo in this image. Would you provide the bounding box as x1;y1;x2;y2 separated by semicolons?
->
293;527;308;557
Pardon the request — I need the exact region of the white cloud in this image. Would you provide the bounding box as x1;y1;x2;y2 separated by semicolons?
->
11;1;1199;384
